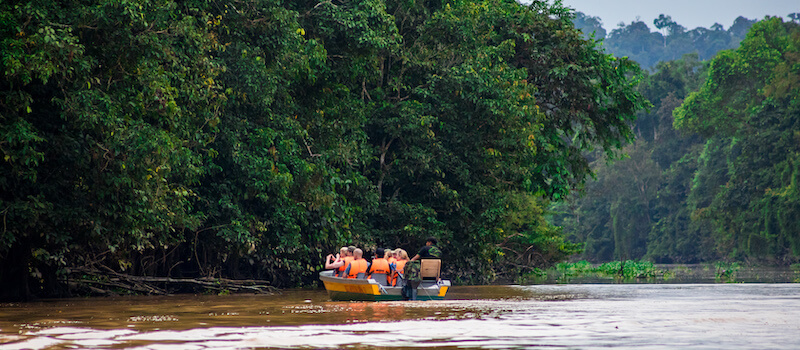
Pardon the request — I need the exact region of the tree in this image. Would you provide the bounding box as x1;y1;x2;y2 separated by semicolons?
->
573;12;607;39
551;53;710;263
601;14;755;69
675;18;800;261
0;0;647;298
654;14;675;44
361;0;646;281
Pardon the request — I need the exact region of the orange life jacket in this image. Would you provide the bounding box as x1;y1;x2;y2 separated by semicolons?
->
338;256;354;277
395;259;407;274
391;259;408;286
388;257;397;265
369;258;391;274
346;258;368;279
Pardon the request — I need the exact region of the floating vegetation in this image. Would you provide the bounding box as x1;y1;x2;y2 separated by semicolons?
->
596;261;660;279
515;261;800;284
518;260;672;284
714;262;740;283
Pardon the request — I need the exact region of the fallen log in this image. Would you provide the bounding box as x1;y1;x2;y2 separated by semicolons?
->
66;267;279;296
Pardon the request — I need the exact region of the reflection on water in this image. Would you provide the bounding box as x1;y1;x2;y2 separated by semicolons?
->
2;284;800;349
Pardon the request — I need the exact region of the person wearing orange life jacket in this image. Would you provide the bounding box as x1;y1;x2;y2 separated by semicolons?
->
335;246;356;277
386;248;397;266
368;248;392;284
391;249;409;286
343;248;369;279
387;249;398;281
325;247;349;276
396;249;409;272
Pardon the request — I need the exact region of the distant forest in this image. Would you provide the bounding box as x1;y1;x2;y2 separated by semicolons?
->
573;12;757;69
554;13;800;264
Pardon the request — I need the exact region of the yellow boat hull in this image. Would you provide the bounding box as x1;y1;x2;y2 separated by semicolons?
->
319;270;449;301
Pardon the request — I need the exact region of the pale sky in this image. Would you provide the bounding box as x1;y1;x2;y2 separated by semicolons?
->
558;0;799;31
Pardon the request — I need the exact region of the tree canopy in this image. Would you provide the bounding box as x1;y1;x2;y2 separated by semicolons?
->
572;12;756;69
0;0;645;299
553;18;800;264
674;17;800;260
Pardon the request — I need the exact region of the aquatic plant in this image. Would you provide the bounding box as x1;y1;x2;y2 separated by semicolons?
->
522;260;667;283
515;268;547;284
596;260;659;279
555;261;593;276
714;261;740;282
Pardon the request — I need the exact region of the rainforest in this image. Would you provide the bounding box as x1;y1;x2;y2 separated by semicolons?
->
560;12;800;265
1;0;798;300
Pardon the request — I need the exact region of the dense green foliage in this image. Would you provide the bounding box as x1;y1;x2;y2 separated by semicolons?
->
573;12;756;69
553;18;800;264
674;18;800;261
551;53;707;262
0;0;646;299
518;260;666;283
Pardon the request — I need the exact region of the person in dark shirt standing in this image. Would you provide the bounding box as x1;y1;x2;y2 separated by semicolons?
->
410;237;441;261
404;237;440;300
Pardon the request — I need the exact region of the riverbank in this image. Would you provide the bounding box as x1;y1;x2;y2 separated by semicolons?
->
514;261;800;284
9;262;799;302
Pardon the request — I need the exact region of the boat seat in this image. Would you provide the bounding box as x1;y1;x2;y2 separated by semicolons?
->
370;273;390;286
356;272;367;279
420;259;441;280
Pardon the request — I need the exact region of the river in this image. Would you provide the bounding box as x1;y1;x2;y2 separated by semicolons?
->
2;283;799;349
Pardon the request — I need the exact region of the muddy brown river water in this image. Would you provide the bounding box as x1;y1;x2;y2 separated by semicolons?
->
1;283;799;349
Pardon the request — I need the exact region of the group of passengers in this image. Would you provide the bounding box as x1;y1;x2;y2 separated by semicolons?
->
323;237;441;286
